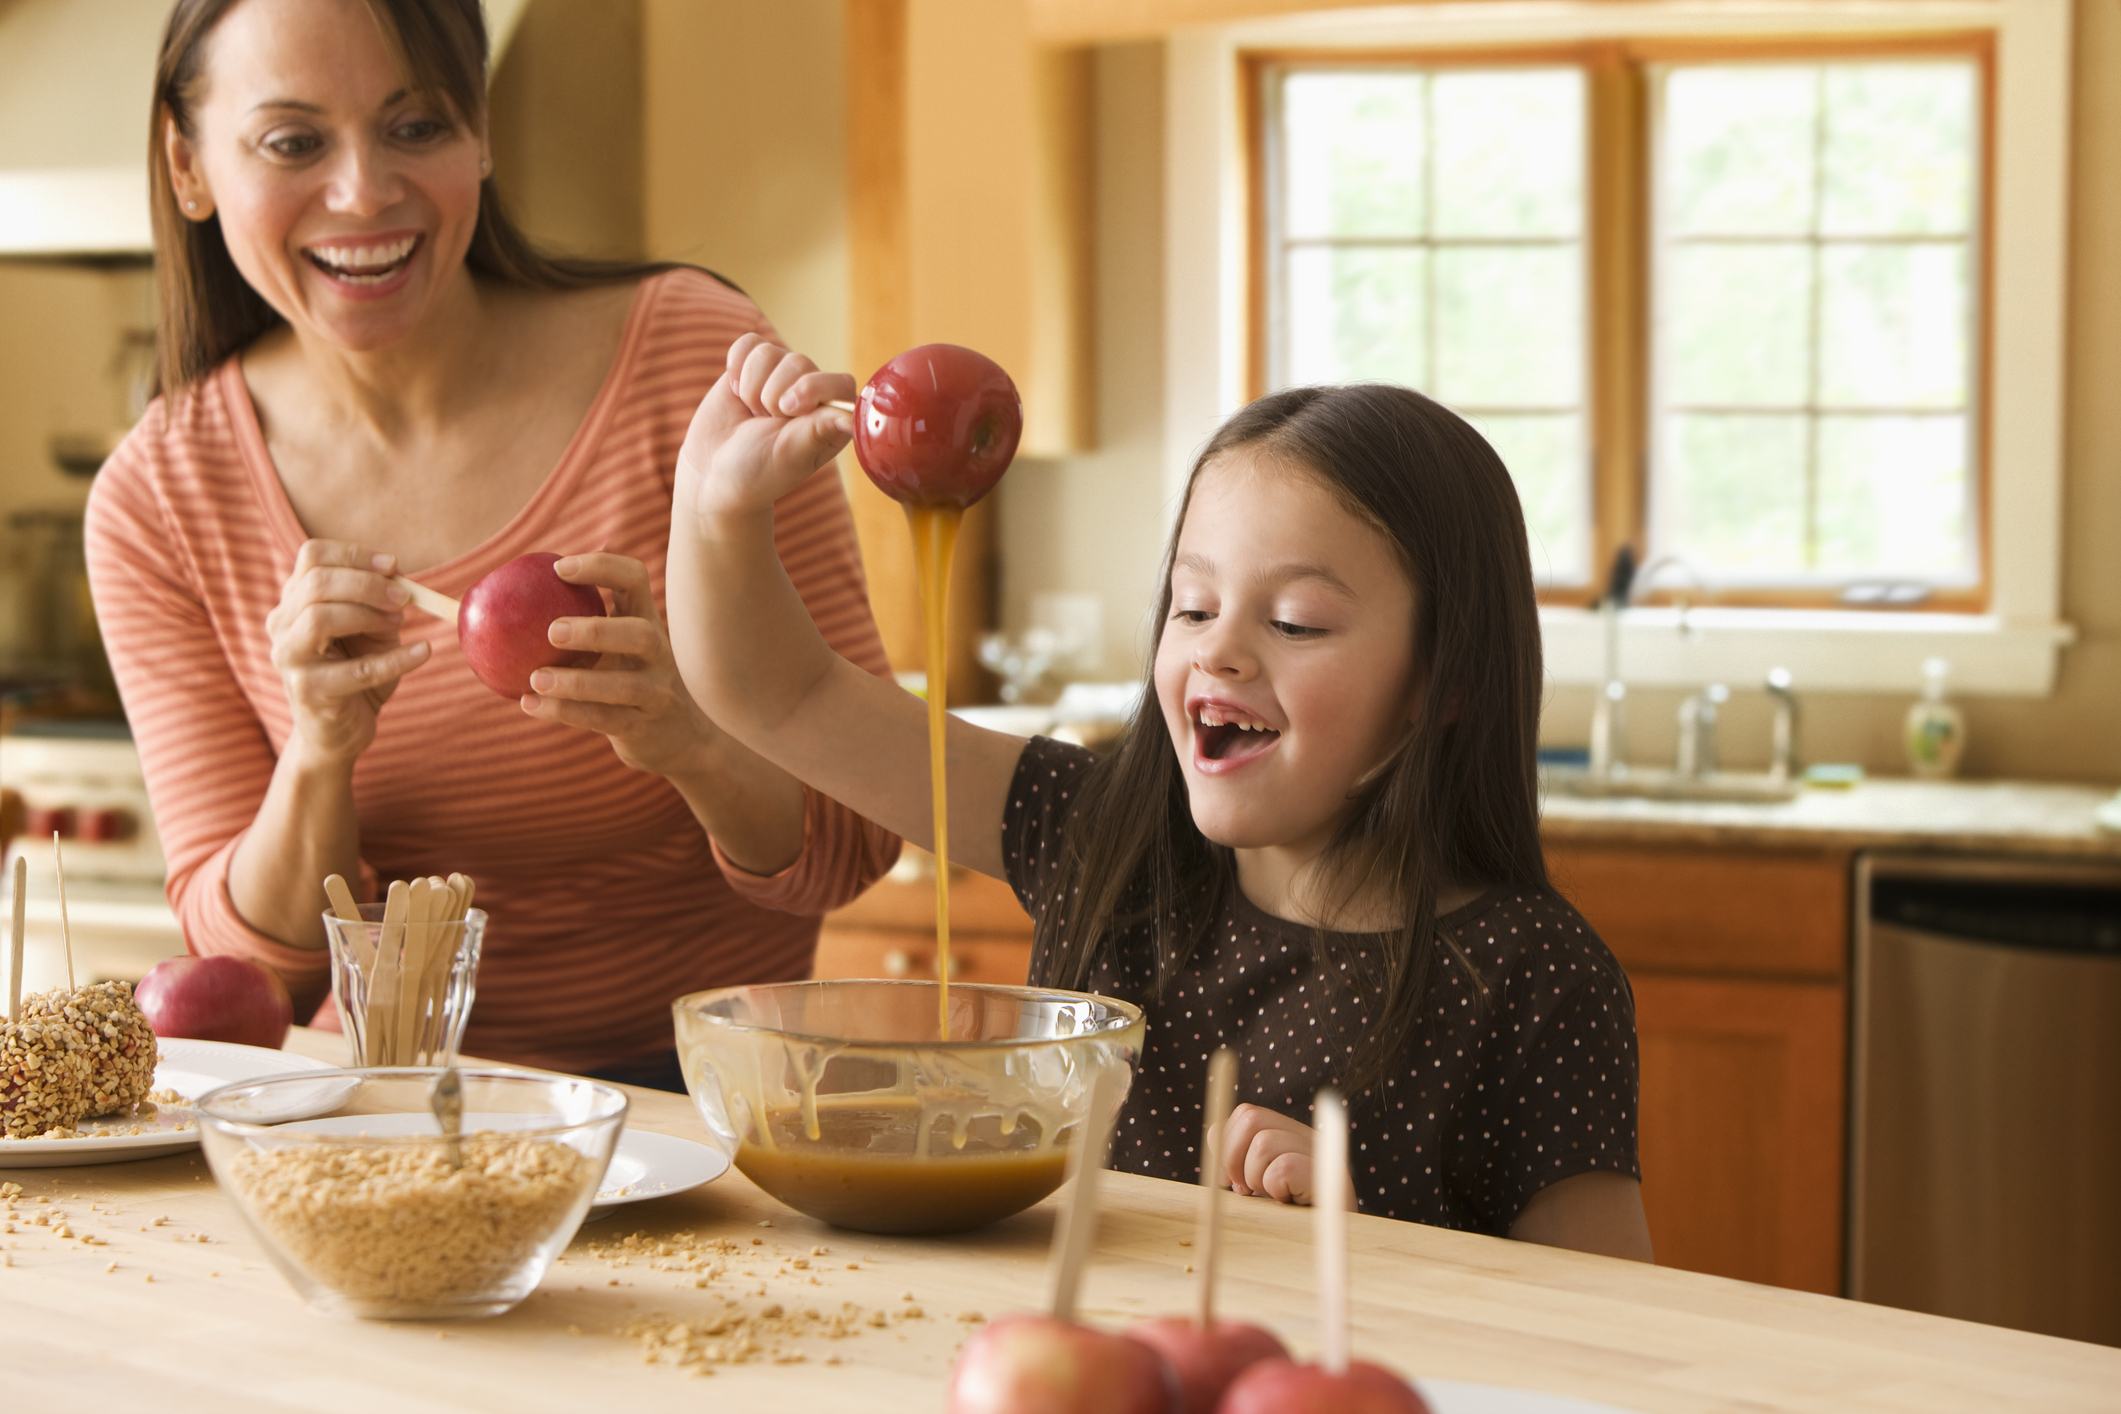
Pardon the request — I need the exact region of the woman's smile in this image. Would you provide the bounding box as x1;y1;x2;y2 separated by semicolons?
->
301;231;423;296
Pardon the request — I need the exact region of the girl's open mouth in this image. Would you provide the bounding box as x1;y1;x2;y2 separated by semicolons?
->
303;234;420;287
1192;702;1281;767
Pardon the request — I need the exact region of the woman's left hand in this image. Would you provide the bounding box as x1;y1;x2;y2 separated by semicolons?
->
1214;1102;1362;1209
519;552;714;778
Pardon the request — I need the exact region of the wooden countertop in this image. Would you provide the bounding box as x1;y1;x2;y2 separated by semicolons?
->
1541;776;2121;859
4;1028;2115;1412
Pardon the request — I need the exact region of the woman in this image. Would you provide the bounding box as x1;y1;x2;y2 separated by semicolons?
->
84;0;899;1084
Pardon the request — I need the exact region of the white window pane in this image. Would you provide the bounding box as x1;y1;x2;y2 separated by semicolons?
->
1818;243;1970;408
1662;414;1809;573
1467;413;1589;583
1283;72;1426;239
1664;66;1817;236
1286;246;1428;387
1816;415;1971;577
1822;64;1976;236
1667;244;1812;405
1432;69;1583;238
1434;245;1581;406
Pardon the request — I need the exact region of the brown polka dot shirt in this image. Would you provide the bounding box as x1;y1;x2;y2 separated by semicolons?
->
1004;735;1641;1235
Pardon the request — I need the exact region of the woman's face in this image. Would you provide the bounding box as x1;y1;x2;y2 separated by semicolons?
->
1153;451;1421;858
165;0;486;355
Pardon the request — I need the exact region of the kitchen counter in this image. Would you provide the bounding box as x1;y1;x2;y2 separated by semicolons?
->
3;1028;2116;1412
1541;776;2121;859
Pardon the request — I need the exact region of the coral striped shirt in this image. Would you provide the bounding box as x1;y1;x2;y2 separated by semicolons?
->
84;270;900;1074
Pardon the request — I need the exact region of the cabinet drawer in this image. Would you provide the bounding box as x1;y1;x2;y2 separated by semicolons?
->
812;927;1033;986
1547;843;1850;980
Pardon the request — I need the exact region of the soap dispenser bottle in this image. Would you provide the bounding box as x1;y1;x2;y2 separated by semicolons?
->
1904;657;1966;779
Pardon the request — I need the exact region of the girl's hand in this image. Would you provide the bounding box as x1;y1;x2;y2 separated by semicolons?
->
264;540;432;765
1213;1102;1362;1209
676;333;855;524
517;553;717;779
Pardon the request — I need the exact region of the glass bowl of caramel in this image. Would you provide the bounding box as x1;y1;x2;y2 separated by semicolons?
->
672;981;1144;1234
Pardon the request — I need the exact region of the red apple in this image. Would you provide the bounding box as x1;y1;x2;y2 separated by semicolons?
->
1130;1318;1288;1414
948;1314;1176;1414
457;551;607;699
1217;1358;1431;1414
135;955;293;1050
853;343;1023;508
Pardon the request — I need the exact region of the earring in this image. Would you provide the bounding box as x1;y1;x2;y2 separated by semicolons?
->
184;200;197;211
479;157;491;175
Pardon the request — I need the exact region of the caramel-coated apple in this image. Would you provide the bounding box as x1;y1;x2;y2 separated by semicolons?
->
1130;1317;1288;1414
948;1314;1176;1414
852;343;1023;508
457;551;606;699
1216;1358;1432;1414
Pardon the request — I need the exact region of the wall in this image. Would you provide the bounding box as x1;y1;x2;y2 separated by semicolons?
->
488;0;645;262
998;43;1174;680
640;0;850;373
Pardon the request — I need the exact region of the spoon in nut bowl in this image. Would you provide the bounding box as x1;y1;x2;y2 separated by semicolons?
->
431;1066;463;1170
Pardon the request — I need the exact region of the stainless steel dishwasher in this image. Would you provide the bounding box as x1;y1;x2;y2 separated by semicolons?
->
1850;853;2121;1345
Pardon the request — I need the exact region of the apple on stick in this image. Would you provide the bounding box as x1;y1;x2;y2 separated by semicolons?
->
851;343;1023;508
947;1066;1178;1414
1131;1049;1289;1414
389;551;607;700
1215;1090;1432;1414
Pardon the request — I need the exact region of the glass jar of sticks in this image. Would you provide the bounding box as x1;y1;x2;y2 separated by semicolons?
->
321;874;483;1068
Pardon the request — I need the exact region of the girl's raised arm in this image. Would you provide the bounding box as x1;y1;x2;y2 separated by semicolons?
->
664;335;1026;881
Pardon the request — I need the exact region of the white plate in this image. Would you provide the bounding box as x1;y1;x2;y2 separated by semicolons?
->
592;1129;730;1210
1416;1379;1644;1414
0;1037;344;1168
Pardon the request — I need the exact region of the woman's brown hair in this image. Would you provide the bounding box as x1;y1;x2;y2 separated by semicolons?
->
1029;383;1548;1096
149;0;703;394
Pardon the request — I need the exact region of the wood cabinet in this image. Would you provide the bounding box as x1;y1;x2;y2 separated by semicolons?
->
1546;842;1851;1295
813;847;1034;987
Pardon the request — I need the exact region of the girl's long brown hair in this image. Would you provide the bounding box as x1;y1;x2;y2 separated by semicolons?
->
149;0;712;394
1029;384;1549;1096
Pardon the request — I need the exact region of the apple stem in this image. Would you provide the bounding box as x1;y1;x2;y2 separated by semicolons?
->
52;832;73;991
1195;1047;1238;1330
7;854;24;1022
1315;1088;1349;1376
1048;1064;1125;1323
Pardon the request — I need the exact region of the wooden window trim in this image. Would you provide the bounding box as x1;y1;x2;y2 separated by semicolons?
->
1243;31;1996;613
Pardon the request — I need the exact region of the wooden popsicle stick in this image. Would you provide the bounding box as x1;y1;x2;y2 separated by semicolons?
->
323;873;362;923
1048;1065;1125;1323
1195;1047;1239;1330
419;876;459;1064
389;575;460;625
396;878;434;1064
52;833;73;990
823;398;856;414
1314;1088;1350;1376
8;854;24;1022
367;880;410;1066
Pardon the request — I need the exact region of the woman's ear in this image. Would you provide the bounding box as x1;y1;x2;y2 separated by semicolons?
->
164;108;214;221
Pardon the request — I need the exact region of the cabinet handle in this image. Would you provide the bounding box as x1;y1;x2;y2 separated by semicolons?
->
884;949;913;977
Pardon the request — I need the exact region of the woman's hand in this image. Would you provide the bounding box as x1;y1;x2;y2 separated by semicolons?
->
1213;1102;1362;1209
677;333;854;525
264;540;432;765
517;553;714;779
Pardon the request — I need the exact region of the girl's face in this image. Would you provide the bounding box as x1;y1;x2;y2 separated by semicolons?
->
163;0;486;356
1154;451;1421;857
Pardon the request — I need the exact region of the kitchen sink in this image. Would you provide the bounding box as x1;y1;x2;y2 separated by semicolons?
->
1541;767;1800;804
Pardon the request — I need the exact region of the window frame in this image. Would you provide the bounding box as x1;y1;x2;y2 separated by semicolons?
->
1243;31;1998;611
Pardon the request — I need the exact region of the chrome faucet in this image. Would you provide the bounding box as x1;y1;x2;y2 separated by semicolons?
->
1589;548;1708;780
1766;667;1800;784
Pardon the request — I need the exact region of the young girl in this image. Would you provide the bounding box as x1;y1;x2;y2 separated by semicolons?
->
662;336;1652;1260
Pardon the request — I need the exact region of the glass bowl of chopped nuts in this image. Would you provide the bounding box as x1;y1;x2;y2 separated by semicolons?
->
195;1068;627;1319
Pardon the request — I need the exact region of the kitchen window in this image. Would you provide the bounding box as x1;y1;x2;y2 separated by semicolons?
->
1250;38;1990;607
